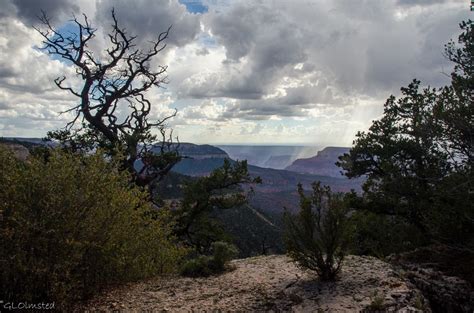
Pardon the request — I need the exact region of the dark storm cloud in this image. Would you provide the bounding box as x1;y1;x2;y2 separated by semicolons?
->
9;0;79;24
206;3;263;61
180;0;470;117
0;0;16;19
219;81;347;120
222;101;308;120
180;1;308;101
0;67;16;78
95;0;201;47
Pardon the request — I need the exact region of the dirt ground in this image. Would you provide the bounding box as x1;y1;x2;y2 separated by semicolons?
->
80;255;428;312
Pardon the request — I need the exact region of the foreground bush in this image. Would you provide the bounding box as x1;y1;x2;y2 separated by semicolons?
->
284;183;350;281
211;241;239;270
0;147;186;309
180;241;238;277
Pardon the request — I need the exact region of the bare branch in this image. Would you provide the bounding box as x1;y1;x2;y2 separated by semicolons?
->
38;9;180;189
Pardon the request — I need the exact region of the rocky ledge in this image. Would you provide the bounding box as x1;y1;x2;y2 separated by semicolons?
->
80;255;428;312
389;246;474;313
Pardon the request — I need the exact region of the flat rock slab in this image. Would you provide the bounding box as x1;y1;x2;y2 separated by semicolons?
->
79;255;428;312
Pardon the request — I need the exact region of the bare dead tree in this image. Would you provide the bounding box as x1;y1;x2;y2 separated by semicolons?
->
35;9;181;189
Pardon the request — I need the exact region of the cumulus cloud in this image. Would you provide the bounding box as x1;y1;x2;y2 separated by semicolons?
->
219;80;351;120
175;0;469;122
0;10;78;137
95;0;201;47
0;0;471;145
0;0;202;137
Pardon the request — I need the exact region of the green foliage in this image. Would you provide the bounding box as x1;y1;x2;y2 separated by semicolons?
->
284;183;350;281
0;147;186;309
211;241;239;270
338;20;473;250
180;256;215;277
425;174;474;249
347;211;425;258
338;80;448;231
430;20;474;250
173;158;261;254
180;241;238;277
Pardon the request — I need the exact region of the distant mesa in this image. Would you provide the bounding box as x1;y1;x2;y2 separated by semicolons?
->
153;143;229;159
160;143;361;196
1;137;57;148
165;143;230;177
3;139;362;215
217;145;320;169
285;147;350;177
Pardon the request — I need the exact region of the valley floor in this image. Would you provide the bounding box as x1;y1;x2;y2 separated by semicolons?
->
80;255;427;312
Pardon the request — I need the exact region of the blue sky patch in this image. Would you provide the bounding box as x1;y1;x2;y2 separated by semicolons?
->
198;33;217;47
179;0;208;14
38;21;78;65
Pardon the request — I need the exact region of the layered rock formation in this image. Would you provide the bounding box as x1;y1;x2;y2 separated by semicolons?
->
285;147;350;177
217;145;320;169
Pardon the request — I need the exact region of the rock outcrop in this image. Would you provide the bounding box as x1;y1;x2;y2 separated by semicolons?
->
80;255;429;312
400;264;474;313
389;246;474;313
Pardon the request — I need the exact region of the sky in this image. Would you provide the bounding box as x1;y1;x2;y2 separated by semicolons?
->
0;0;471;146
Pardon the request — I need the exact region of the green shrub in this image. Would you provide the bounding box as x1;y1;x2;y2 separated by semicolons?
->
284;182;350;281
180;255;214;277
210;241;238;271
0;147;186;309
180;241;238;277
